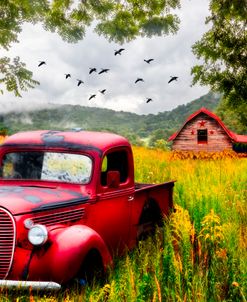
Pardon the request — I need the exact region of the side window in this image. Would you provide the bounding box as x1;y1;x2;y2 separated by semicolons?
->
101;150;129;186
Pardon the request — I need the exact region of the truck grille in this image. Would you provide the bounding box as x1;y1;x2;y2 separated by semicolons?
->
0;208;15;279
32;208;85;226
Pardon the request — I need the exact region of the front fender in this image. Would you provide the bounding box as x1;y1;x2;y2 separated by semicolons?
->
28;225;112;284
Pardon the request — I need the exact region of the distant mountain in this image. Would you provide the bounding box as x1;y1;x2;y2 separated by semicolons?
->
1;92;221;143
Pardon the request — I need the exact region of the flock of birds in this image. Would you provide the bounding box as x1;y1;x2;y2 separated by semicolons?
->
38;48;178;104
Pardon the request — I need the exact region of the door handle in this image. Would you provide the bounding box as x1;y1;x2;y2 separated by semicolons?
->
128;195;134;201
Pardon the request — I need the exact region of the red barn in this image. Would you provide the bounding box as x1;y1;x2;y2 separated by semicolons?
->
168;107;247;152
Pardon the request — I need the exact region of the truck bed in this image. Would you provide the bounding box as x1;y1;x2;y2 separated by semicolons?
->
134;180;175;218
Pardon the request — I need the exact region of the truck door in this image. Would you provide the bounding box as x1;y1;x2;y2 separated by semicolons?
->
89;147;134;254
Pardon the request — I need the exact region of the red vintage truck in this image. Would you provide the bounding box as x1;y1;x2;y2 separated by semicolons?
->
0;130;174;290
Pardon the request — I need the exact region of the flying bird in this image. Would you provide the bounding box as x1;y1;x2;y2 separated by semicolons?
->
98;68;110;74
168;76;178;83
89;68;97;74
38;61;46;67
99;89;106;94
135;78;144;84
144;59;154;64
89;94;96;100
65;73;71;79
114;48;125;55
77;79;84;86
146;98;153;103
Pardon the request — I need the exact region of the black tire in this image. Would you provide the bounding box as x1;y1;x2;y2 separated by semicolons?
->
75;249;105;286
137;199;163;241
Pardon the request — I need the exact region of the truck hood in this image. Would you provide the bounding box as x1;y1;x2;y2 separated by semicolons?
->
0;185;89;215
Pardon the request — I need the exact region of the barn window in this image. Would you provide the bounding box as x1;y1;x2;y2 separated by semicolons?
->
197;129;208;144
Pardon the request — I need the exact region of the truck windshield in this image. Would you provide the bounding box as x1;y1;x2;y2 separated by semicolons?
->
0;151;92;184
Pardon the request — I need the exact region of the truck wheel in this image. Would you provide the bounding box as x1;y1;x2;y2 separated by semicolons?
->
138;199;163;240
76;249;105;286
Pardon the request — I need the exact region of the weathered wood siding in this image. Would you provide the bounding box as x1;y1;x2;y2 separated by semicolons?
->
172;113;232;152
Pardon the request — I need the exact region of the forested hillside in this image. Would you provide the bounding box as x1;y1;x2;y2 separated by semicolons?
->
0;92;226;145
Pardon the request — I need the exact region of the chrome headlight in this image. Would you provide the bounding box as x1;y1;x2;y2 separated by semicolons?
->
28;224;48;246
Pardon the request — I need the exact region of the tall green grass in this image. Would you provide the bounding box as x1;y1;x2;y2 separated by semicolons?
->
1;147;246;301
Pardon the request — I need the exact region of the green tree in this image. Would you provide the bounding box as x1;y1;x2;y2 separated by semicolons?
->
191;0;247;128
0;0;180;97
149;129;170;147
216;98;246;134
153;139;170;150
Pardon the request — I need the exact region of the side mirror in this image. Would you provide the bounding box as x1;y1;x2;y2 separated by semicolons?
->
107;171;120;188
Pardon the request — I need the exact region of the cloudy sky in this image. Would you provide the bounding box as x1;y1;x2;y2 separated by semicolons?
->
0;0;211;115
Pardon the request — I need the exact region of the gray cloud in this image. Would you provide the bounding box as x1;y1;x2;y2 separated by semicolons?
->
0;0;210;115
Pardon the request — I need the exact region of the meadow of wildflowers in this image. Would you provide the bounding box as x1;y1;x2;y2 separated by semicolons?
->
2;147;246;302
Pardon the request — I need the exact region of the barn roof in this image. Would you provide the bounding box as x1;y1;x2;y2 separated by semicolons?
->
168;107;247;143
